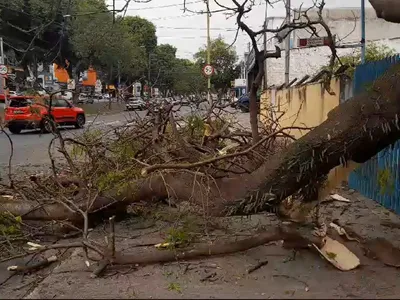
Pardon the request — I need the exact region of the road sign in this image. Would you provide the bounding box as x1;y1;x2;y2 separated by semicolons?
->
0;64;8;75
234;78;247;88
202;64;214;77
297;36;335;48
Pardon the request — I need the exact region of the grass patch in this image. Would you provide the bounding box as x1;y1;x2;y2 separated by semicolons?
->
167;282;182;293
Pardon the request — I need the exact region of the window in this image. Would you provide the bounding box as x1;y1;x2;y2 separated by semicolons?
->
52;99;69;108
9;99;32;107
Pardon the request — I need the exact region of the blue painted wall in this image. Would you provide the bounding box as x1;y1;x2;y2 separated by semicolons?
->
348;55;400;214
353;55;400;94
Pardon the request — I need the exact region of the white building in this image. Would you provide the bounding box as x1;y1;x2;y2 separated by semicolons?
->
246;7;400;87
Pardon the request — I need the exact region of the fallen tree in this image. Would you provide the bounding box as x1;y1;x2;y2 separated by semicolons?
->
2;64;400;222
369;0;400;23
3;0;400;278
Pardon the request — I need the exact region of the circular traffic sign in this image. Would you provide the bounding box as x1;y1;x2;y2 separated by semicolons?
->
202;64;214;77
0;64;8;75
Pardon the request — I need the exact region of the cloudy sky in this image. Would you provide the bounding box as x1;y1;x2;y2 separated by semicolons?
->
107;0;372;60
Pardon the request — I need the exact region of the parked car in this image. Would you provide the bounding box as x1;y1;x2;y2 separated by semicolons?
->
146;98;166;113
171;97;180;105
77;93;94;104
126;97;146;111
236;94;260;112
4;96;86;134
179;97;188;105
93;93;103;101
62;91;73;101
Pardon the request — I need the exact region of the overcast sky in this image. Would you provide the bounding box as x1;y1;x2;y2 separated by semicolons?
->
107;0;372;61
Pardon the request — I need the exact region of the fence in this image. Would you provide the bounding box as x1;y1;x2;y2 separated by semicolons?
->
348;54;400;214
353;55;400;94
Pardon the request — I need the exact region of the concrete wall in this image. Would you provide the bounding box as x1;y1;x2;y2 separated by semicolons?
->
265;7;400;86
260;78;359;197
261;78;341;139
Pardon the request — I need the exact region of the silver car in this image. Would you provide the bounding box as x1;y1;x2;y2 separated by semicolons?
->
126;97;145;111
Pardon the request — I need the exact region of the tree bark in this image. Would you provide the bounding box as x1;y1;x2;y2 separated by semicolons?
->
369;0;400;23
3;65;400;221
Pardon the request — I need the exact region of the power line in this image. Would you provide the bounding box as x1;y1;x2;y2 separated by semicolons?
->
148;13;199;21
157;26;237;31
157;32;250;39
124;0;203;11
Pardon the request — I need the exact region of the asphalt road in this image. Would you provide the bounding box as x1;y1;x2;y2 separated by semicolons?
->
0;105;250;178
0;110;146;168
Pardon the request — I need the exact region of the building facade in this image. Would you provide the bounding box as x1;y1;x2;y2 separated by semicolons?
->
245;7;400;87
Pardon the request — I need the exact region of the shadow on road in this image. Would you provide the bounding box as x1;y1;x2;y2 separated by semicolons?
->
4;126;81;136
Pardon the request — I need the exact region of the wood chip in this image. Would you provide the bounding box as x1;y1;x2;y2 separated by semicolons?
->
330;194;351;203
313;236;360;271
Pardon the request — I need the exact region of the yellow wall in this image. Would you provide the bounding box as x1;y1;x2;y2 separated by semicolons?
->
261;78;340;139
261;78;359;199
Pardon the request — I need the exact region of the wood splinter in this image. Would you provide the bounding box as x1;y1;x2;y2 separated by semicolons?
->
90;215;116;278
7;255;58;274
247;260;269;274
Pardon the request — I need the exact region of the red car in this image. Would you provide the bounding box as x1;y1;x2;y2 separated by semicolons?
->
4;96;86;134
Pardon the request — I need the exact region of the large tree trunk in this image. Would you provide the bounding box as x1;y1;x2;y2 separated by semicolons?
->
369;0;400;23
3;65;400;221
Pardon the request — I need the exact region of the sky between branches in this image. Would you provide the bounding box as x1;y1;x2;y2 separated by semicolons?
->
108;0;373;60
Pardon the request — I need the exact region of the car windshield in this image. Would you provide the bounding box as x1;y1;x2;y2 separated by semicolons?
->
9;98;33;107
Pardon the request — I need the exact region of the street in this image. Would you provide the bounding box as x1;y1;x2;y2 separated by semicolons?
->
0;107;250;177
0;110;145;169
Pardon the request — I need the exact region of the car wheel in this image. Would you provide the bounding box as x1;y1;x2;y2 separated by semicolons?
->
240;105;249;113
8;125;21;134
41;117;56;133
74;114;86;129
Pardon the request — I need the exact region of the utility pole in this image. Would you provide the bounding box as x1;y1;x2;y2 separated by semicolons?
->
361;0;366;63
0;37;4;65
112;0;116;23
263;2;268;90
284;0;291;85
0;37;5;107
117;60;121;99
148;52;151;97
109;0;115;104
206;0;211;105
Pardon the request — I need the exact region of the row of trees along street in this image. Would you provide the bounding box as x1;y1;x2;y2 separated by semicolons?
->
1;0;400;280
0;0;240;97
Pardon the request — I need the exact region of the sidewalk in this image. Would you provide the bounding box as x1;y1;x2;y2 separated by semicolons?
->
2;189;400;299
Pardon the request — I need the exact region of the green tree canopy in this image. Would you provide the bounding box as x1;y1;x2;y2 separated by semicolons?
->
69;1;147;82
172;58;206;95
329;42;396;77
121;16;157;54
151;44;177;93
194;37;239;91
0;0;74;71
